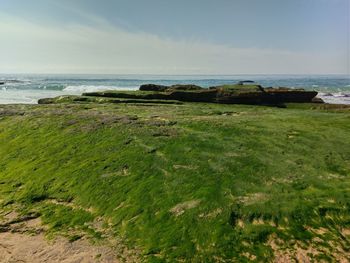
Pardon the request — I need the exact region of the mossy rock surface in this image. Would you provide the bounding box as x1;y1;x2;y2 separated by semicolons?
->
76;83;319;106
139;84;169;92
214;84;264;92
0;102;349;261
167;84;203;91
39;95;183;105
140;84;203;92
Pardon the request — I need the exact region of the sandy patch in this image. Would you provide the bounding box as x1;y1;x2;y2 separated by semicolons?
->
268;234;350;263
169;200;201;216
342;228;350;236
0;233;120;263
0;210;139;263
199;208;223;219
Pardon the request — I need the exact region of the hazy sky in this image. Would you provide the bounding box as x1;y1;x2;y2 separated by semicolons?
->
0;0;349;74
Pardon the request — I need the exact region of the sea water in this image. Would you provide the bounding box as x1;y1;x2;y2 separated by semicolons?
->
0;74;349;104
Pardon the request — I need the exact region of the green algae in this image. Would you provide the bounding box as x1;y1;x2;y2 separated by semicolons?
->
0;102;349;261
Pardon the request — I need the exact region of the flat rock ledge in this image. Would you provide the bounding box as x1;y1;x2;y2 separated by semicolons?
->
39;82;322;106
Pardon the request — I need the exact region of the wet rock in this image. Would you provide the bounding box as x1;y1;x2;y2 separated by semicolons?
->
237;80;255;85
166;89;217;102
139;84;169;92
167;84;203;91
320;93;333;97
140;84;203;92
311;97;325;103
264;88;318;103
38;98;55;104
53;83;320;106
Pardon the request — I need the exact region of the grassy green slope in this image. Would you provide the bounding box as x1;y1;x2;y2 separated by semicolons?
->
0;103;349;262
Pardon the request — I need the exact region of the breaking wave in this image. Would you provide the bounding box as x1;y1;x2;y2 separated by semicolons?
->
63;85;138;93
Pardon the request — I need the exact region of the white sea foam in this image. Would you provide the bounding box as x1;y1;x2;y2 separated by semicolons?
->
318;92;350;104
318;92;333;96
63;85;138;93
0;89;64;104
332;92;350;97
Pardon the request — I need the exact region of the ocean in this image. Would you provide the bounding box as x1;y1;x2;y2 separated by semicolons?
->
0;74;349;104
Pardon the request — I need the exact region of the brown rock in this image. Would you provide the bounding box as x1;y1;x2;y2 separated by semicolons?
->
139;84;169;92
167;84;203;91
311;97;325;103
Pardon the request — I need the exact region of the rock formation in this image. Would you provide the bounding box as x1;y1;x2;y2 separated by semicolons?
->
43;82;321;106
139;84;169;92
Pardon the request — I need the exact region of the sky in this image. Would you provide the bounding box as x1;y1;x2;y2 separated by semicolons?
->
0;0;349;74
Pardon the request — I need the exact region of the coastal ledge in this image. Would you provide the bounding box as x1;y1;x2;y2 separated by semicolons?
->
39;82;322;106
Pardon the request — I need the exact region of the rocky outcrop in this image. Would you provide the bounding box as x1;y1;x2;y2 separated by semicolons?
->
166;89;217;102
210;85;318;105
237;80;255;85
311;97;325;103
0;82;5;85
140;84;203;92
167;84;203;91
38;98;54;104
74;83;321;106
38;95;183;105
83;89;217;102
263;88;318;103
139;84;169;92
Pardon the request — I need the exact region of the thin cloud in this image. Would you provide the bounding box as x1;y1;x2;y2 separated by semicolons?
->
0;13;346;74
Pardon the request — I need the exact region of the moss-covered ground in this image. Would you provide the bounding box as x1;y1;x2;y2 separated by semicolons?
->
0;101;349;262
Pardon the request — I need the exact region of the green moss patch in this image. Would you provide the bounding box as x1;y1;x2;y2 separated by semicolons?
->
0;102;349;261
